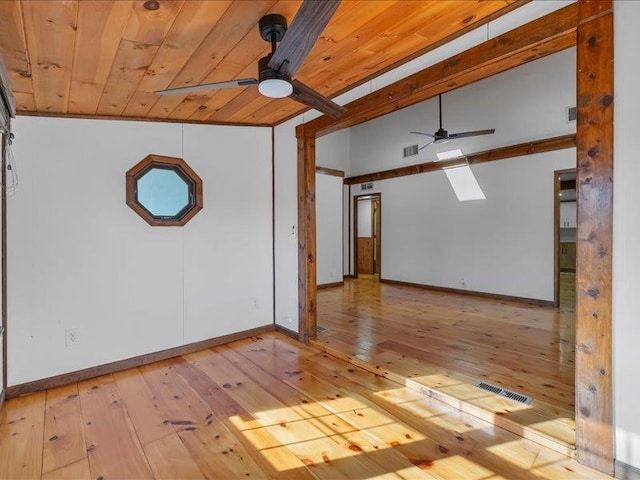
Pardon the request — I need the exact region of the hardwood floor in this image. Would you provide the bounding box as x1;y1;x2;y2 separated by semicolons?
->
0;332;606;479
316;275;576;455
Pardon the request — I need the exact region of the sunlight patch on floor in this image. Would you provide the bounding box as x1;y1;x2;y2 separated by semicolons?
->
229;398;428;473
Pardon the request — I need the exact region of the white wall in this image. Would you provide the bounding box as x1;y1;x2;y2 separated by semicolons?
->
316;173;343;286
350;49;576;176
613;0;640;470
317;128;350;172
274;118;299;333
8;117;272;385
352;150;574;300
345;49;575;302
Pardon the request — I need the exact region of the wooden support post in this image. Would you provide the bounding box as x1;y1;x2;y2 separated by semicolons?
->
296;125;317;343
575;0;614;474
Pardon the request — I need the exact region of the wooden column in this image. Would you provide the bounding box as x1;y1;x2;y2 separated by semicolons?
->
296;125;316;343
575;0;614;474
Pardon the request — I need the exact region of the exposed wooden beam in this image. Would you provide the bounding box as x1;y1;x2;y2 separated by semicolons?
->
344;134;576;185
304;2;578;138
296;124;317;343
575;0;614;474
315;166;344;177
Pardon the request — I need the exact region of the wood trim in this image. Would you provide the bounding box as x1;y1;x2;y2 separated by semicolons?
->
315;166;344;177
615;460;640;479
352;193;381;278
347;184;352;276
272;0;530;128
345;134;576;185
379;278;555;307
6;324;275;399
1;121;7;396
554;171;560;307
125;154;203;227
16;111;271;128
317;281;344;289
296;126;316;343
575;0;614;474
305;3;578;138
274;324;299;340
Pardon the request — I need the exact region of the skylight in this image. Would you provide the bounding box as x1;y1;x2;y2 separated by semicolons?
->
444;165;486;201
436;148;464;161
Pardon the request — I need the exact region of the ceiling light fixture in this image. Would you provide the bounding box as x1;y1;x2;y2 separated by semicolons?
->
258;78;293;98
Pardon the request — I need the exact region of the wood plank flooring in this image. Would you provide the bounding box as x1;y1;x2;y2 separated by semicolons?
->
0;332;606;479
316;275;576;455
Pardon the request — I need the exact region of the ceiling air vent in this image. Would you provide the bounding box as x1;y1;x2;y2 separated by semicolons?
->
474;380;533;405
567;106;577;122
361;182;373;191
403;144;419;158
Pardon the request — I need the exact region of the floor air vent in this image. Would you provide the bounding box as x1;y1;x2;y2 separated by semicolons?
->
474;381;533;405
316;325;327;333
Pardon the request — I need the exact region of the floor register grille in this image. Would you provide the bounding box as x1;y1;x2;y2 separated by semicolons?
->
474;380;533;405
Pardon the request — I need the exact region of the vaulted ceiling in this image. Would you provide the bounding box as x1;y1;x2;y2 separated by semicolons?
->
0;0;524;126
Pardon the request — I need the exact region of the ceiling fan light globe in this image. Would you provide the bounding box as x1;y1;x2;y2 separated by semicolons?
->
434;138;449;145
259;78;293;98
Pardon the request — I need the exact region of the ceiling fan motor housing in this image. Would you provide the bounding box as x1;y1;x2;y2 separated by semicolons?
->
434;127;449;143
259;14;288;43
259;54;291;84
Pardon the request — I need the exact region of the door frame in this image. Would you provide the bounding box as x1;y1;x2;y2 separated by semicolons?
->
554;167;577;307
352;192;381;278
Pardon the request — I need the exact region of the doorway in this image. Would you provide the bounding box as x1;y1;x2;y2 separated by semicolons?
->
353;193;381;278
554;168;577;308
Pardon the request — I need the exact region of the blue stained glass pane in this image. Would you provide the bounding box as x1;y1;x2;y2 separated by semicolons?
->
137;168;190;217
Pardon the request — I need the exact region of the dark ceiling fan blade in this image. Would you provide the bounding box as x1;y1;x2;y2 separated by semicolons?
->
289;79;346;118
155;78;258;96
447;129;496;139
268;0;341;77
410;131;435;138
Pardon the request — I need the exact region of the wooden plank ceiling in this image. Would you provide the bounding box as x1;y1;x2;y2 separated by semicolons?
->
0;0;523;126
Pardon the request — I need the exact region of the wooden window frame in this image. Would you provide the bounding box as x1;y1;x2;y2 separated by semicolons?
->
126;154;203;227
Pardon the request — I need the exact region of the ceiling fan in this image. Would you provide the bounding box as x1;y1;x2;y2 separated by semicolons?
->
155;1;346;118
411;94;495;150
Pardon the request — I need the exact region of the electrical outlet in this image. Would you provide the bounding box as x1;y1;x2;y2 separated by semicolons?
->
460;278;466;288
250;298;259;310
65;328;79;347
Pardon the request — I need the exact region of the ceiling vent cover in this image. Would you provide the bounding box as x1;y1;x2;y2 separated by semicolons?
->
567;106;577;122
474;380;533;405
403;144;419;158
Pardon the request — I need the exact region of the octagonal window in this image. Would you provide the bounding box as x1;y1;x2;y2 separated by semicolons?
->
126;154;203;226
